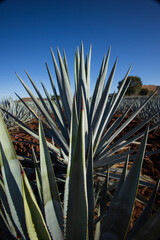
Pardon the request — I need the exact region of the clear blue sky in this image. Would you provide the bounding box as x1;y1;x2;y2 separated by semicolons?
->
0;0;160;100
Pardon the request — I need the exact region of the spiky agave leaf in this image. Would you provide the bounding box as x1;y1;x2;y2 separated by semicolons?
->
21;166;51;240
99;168;110;231
39;120;64;240
51;48;72;126
16;73;69;155
96;108;159;159
129;209;160;240
86;44;92;100
45;61;69;136
127;179;160;240
63;97;79;223
91;58;118;146
0;178;17;238
94;207;101;240
89;46;111;126
86;131;94;240
32;147;43;213
65;99;88;240
63;49;70;80
63;97;79;239
0;112;28;239
0;107;61;155
100;126;149;240
94;116;160;170
0;208;16;240
41;81;69;143
93;65;132;156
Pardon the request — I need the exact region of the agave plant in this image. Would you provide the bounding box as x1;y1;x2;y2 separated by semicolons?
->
0;97;42;129
0;104;160;240
1;43;159;188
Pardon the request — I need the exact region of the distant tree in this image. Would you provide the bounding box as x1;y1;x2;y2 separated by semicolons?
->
139;88;149;96
51;95;61;101
118;76;142;95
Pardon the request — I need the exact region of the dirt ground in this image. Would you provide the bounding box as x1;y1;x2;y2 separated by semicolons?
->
8;114;160;231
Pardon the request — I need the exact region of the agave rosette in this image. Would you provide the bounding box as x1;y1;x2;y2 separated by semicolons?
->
1;43;159;186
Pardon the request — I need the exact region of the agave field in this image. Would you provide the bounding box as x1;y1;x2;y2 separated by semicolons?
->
0;44;160;240
118;95;160;125
0;97;52;129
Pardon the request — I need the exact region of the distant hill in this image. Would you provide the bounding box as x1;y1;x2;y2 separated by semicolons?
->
18;97;48;103
141;85;159;93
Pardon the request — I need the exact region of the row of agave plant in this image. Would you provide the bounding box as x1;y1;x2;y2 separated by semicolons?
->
0;43;160;239
0;97;51;129
117;96;160;125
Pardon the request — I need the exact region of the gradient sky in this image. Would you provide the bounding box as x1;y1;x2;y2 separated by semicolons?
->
0;0;160;100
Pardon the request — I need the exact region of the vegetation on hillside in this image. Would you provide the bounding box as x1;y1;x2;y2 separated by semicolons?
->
118;76;157;96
